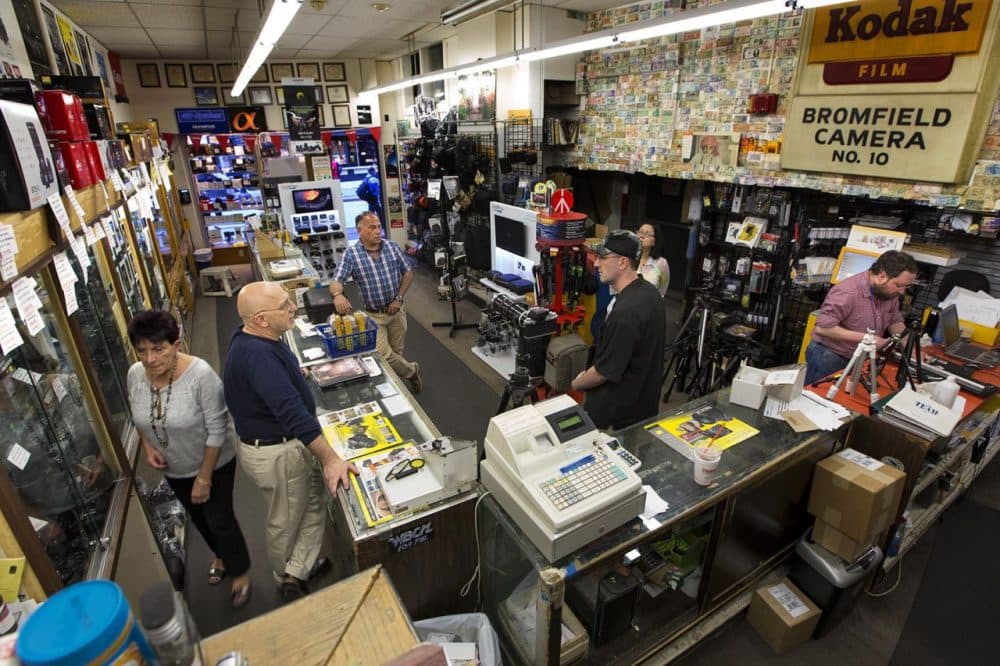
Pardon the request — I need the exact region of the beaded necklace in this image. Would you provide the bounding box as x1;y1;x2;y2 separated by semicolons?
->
148;355;178;449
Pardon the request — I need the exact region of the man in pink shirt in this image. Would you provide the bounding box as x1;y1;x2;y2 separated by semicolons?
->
805;250;918;384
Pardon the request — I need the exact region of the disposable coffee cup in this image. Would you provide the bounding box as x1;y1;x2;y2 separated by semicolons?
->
693;446;721;486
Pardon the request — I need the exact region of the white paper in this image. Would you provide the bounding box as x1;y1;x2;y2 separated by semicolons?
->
28;516;47;532
51;377;68;403
52;252;79;316
0;223;18;281
82;222;98;246
294;318;317;337
427;179;442;201
157;163;173;191
940;286;1000;328
838;448;883;471
62;288;78;316
641;484;670;520
765;395;845;431
65;186;87;222
360;356;382;377
764;368;801;386
375;382;398;398
381;394;412;416
109;170;125;192
6;443;30;471
92;221;106;240
47;193;73;234
0;300;24;355
11;278;44;336
100;216;117;250
302;347;325;360
768;583;810;619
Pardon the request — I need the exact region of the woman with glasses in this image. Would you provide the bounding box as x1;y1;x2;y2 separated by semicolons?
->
127;310;251;608
637;223;670;297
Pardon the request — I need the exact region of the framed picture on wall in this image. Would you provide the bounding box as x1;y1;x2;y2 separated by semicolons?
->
275;87;285;105
190;63;215;83
327;84;349;104
136;63;160;87
323;62;346;81
249;87;273;105
165;63;186;87
270;63;294;81
194;86;220;106
250;67;269;83
297;63;320;80
217;63;236;84
223;90;247;105
332;105;351;128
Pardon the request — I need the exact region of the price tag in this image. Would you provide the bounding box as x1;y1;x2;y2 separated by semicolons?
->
47;193;73;235
65;186;87;222
6;443;30;471
82;222;98;246
51;377;68;403
0;223;18;281
110;170;125;192
92;222;106;240
838;448;883;471
99;181;110;206
11;278;44;336
157;163;172;191
0;300;24;355
100;216;117;251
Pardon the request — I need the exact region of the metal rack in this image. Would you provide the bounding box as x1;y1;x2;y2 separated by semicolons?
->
500;119;544;205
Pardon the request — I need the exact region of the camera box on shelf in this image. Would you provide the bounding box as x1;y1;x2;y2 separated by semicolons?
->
40;90;89;141
58;141;95;190
0;101;59;212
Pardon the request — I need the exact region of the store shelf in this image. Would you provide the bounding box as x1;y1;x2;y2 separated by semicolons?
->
203;209;264;217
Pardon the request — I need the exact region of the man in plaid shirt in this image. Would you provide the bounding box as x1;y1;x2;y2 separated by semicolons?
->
330;212;421;393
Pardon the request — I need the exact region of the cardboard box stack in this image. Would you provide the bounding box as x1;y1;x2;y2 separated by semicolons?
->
746;578;821;654
807;449;907;561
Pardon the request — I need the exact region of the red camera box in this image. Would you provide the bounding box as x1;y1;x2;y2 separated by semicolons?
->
41;90;89;141
59;141;95;190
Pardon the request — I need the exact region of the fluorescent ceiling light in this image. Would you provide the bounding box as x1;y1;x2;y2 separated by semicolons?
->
520;34;618;62
618;0;787;43
441;0;513;26
366;51;528;95
795;0;855;7
232;0;304;97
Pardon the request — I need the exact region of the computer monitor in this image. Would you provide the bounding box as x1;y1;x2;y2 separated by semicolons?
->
831;246;880;284
277;179;346;235
489;202;539;282
940;304;962;347
292;186;336;213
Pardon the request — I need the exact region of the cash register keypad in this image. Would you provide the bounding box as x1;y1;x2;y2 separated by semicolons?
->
539;454;628;510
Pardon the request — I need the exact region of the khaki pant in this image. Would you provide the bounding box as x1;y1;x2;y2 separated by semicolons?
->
366;307;417;380
238;439;324;580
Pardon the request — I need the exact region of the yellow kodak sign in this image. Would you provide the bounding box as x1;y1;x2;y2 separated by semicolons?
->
808;0;991;62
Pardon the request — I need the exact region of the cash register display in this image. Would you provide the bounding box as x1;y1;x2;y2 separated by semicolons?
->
543;405;596;444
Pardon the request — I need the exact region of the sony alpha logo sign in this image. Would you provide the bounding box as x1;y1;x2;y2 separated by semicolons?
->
809;0;991;81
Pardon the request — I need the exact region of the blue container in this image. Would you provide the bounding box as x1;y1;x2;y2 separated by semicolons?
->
316;316;378;359
17;580;156;666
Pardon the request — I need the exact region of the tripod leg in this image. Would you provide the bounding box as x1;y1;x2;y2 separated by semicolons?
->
496;387;511;415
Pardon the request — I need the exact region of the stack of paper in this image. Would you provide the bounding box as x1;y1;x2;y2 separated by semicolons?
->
940;286;1000;328
764;392;852;432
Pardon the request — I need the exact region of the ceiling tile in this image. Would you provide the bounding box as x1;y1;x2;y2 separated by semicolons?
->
202;0;258;8
276;33;313;49
147;29;207;48
86;26;154;46
129;4;204;30
287;11;332;35
49;3;141;28
553;0;618;11
116;46;162;59
333;1;452;23
203;7;262;31
271;48;300;58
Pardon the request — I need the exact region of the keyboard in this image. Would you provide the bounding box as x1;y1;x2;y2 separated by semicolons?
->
539;453;629;511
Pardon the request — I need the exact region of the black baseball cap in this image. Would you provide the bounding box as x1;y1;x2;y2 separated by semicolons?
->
594;229;641;261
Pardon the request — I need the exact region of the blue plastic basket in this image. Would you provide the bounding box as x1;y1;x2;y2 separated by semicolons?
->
316;316;378;358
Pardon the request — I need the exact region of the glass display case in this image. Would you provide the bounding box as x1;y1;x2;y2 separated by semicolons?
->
0;281;123;587
124;201;169;309
104;208;148;317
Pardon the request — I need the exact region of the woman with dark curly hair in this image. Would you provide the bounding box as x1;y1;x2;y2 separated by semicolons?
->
127;310;251;608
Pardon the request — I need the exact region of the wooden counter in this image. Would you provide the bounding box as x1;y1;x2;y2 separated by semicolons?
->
201;566;418;665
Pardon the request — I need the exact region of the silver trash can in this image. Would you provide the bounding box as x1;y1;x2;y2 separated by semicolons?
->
789;530;883;637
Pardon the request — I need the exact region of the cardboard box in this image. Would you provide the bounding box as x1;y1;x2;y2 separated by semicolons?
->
0;101;59;211
40;90;89;141
746;578;821;654
59;141;94;190
807;449;906;543
812;519;880;562
730;363;769;409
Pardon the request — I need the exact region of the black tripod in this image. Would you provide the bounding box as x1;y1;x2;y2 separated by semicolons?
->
661;297;712;403
889;320;924;391
497;351;541;413
432;186;478;337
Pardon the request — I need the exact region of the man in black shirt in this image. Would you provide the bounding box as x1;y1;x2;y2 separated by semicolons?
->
571;230;666;430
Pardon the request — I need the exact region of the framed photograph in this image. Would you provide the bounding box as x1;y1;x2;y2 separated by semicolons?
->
323;62;346;81
332;104;351;128
270;63;294;81
136;63;160;87
249;86;273;105
164;63;187;88
223;90;247;105
194;86;220;106
314;86;324;104
217;63;236;84
190;63;215;83
297;62;320;80
317;105;326;127
250;67;269;83
327;84;349;104
275;87;285;105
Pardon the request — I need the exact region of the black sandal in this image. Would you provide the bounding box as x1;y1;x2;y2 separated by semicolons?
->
208;566;226;585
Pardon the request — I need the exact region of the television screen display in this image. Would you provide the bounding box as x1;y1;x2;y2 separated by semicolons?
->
292;187;335;213
495;214;526;257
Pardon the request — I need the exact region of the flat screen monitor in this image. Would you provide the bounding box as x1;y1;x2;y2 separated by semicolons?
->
831;247;880;284
292;187;335;213
489;202;539;283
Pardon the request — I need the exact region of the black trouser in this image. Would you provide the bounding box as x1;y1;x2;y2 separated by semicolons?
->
165;459;251;578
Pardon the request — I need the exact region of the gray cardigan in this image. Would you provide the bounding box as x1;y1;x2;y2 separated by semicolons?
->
127;357;235;478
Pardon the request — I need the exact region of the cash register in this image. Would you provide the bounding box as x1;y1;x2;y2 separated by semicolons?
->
481;395;646;561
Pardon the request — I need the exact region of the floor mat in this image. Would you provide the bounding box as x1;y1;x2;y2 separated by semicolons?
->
889;499;1000;666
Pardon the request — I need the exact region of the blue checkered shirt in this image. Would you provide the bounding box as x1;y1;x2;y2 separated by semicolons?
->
333;240;410;312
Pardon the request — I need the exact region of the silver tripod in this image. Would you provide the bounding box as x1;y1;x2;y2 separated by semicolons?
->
826;329;880;402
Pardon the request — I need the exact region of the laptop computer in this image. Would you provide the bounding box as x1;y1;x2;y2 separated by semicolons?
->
939;304;1000;368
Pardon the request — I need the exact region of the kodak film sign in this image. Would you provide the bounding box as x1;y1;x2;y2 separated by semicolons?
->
782;0;1000;183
